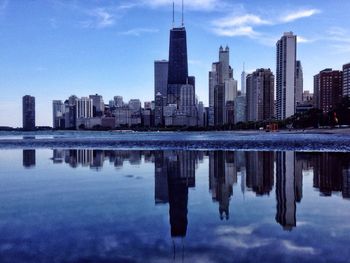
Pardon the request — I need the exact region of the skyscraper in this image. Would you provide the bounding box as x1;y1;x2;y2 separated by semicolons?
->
343;63;350;97
154;60;169;101
314;69;343;112
22;95;35;131
210;46;236;126
276;32;297;120
241;64;247;95
76;97;93;119
295;60;304;106
168;28;188;86
166;8;197;127
246;69;275;122
89;94;104;117
52;100;65;129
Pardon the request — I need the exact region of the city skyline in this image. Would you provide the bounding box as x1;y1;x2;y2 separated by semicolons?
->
1;0;350;127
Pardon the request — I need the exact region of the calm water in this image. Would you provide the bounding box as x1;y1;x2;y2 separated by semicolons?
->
0;149;350;262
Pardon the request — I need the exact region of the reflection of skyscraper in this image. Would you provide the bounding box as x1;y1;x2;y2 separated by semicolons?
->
154;151;169;204
294;153;304;202
209;151;236;220
77;150;93;167
343;168;350;199
313;153;343;196
52;149;64;164
23;149;36;168
276;152;296;231
246;152;274;196
166;151;196;237
90;150;104;170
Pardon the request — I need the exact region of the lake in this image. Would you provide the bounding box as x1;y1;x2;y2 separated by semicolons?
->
0;146;349;262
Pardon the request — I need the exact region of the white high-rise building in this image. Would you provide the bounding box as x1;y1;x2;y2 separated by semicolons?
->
76;97;93;119
276;32;297;120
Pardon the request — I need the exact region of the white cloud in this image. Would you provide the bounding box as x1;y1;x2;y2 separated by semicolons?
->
213;25;259;38
297;36;314;43
89;8;115;28
211;13;268;38
215;225;255;235
282;240;318;255
211;7;320;45
213;14;270;28
280;9;321;23
120;28;159;36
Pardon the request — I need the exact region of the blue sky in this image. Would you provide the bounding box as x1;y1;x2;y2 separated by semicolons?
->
1;0;350;127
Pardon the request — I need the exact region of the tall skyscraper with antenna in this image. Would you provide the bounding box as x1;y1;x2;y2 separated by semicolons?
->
166;1;197;127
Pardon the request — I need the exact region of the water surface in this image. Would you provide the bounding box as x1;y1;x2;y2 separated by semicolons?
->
0;149;349;262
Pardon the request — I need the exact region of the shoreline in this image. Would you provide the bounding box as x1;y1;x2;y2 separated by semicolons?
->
1;127;350;135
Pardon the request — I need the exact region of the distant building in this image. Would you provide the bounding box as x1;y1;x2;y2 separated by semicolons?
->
197;101;205;127
214;84;225;126
210;46;237;126
52;100;65;129
89;94;104;117
234;95;247;124
241;66;247;95
276;32;297;120
129;99;141;114
22;95;35;130
76;97;93;120
114;96;124;108
154;60;168;101
246;69;275;122
144;101;152;110
343;63;350;97
154;92;164;126
302;91;313;103
65;95;77;129
314;69;343;112
295;60;304;106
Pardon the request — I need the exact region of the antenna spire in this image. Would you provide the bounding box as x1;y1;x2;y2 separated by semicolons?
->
172;1;175;28
182;0;184;26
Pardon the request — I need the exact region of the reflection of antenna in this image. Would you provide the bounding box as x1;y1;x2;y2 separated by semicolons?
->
172;1;175;28
182;238;185;263
182;0;184;26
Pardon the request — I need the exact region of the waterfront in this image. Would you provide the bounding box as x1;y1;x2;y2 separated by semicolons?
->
0;148;349;262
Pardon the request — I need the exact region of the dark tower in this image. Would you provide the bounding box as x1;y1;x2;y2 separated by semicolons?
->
167;1;192;106
167;27;188;85
22;95;36;131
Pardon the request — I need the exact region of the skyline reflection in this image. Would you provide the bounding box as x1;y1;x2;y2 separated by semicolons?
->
48;149;350;235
